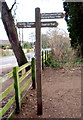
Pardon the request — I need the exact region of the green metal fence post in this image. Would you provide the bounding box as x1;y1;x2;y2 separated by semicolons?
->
31;58;36;89
42;51;44;70
45;50;47;65
47;51;48;60
13;66;21;114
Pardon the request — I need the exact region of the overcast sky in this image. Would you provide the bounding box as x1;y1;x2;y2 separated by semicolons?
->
0;0;68;42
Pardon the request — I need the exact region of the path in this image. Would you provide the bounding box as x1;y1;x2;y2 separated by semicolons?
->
13;67;81;118
0;52;35;78
0;52;34;69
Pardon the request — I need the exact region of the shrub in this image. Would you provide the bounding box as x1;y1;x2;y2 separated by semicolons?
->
0;44;7;49
7;43;12;49
45;30;81;69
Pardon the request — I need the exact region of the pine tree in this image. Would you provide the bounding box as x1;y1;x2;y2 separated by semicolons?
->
63;2;83;58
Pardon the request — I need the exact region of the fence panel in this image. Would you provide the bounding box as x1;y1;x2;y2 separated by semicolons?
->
0;59;35;119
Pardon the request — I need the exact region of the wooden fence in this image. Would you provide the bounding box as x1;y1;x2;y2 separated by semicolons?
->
0;58;35;119
0;50;50;119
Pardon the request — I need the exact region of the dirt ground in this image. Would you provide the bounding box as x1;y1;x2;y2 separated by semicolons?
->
12;67;81;119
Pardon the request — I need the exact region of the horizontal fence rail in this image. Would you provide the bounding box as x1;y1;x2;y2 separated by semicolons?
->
0;70;14;119
0;71;13;84
19;69;31;83
0;57;35;119
0;84;14;101
18;62;31;72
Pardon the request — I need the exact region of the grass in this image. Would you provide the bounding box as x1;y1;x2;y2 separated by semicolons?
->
0;54;13;57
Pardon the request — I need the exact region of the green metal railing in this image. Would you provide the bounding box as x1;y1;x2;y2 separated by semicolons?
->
42;50;50;69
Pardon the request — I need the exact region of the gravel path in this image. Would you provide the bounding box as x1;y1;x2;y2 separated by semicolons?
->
13;67;81;119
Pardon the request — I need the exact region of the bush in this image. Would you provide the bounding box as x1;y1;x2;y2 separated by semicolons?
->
22;42;33;49
45;30;81;69
0;44;7;49
7;43;12;49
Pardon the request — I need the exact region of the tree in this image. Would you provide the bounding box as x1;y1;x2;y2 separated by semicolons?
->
63;2;83;58
1;2;29;69
41;34;50;49
22;42;30;49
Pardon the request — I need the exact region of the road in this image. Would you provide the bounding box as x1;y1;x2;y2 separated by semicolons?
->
0;48;51;69
0;52;35;69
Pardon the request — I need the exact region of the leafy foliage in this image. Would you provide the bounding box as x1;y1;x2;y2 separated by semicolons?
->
0;43;12;49
7;43;12;49
63;2;83;57
47;57;59;68
22;42;33;49
0;44;7;49
46;49;82;69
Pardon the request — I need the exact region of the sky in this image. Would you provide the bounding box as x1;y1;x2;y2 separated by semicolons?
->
0;0;69;42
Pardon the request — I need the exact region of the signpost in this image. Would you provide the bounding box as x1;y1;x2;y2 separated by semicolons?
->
17;7;65;115
35;8;42;115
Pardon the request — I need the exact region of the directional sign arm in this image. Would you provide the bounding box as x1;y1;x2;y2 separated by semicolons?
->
41;21;58;27
16;22;35;28
16;21;58;28
41;12;65;19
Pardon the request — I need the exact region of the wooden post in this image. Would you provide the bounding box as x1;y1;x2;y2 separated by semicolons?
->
22;28;23;45
13;66;21;114
31;58;36;89
35;7;42;115
22;69;25;76
45;51;47;65
42;51;44;70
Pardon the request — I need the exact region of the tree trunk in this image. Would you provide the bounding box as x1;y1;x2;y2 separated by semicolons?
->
2;2;29;70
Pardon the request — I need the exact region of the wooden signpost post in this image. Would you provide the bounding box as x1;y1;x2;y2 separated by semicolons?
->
17;7;65;115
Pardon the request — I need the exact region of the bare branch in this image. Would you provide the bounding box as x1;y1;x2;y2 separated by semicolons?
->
9;1;16;12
